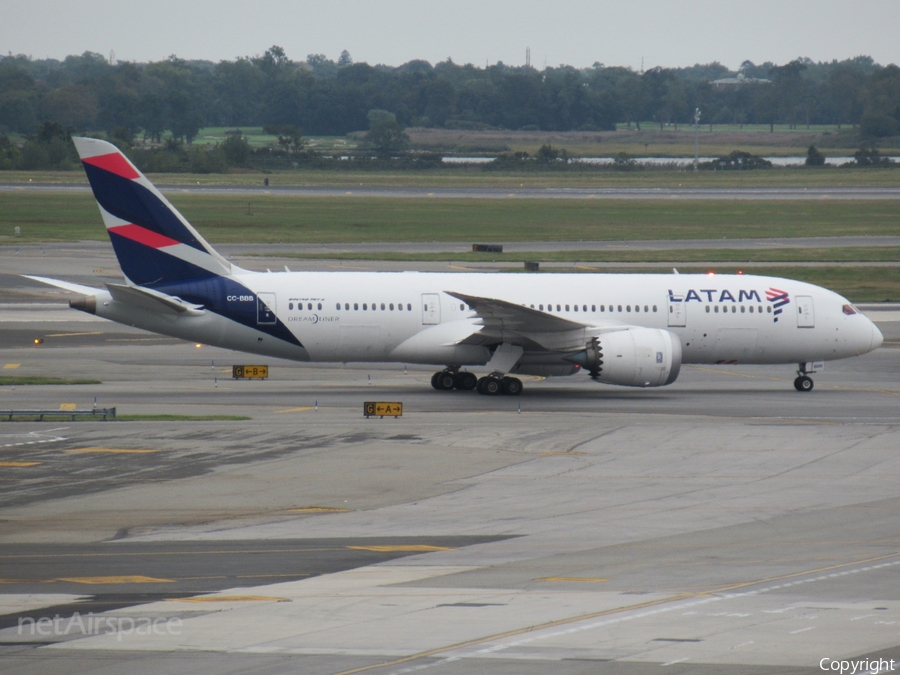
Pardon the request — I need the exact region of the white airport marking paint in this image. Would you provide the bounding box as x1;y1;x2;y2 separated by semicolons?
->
0;429;68;449
385;555;900;675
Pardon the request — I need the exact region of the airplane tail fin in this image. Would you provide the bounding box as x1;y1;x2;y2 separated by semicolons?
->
73;137;233;287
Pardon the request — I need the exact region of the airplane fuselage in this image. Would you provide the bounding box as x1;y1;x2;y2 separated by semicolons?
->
87;270;881;370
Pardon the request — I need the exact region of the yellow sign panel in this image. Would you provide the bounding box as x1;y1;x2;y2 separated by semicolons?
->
364;401;403;418
59;403;77;411
232;365;269;379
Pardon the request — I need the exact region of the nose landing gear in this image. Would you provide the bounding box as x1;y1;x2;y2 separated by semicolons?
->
794;375;814;392
793;362;818;392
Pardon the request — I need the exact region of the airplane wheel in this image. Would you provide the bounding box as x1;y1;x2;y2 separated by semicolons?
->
435;372;457;391
794;375;814;392
455;372;478;391
477;376;502;395
431;372;442;390
501;377;523;396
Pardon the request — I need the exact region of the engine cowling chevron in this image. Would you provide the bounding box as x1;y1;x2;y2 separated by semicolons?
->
565;328;682;387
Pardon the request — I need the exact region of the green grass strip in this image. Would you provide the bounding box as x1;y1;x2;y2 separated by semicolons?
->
3;192;900;244
0;376;101;385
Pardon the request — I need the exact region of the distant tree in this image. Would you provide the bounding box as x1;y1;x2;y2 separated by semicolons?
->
256;45;292;78
263;124;306;153
364;109;408;156
221;131;251;166
805;145;826;166
40;85;98;130
338;50;353;67
850;147;895;167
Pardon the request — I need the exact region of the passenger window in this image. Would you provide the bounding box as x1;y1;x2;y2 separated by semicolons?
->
318;303;322;310
363;303;368;310
460;304;465;311
767;306;772;313
617;305;622;312
566;304;570;311
706;306;710;313
345;303;350;310
307;303;311;310
749;306;754;313
741;306;745;313
336;303;340;310
635;306;640;313
644;305;649;312
289;302;294;310
539;304;543;310
714;306;719;313
600;305;605;312
732;306;736;313
407;303;412;311
573;305;578;312
354;303;358;310
591;305;595;312
390;303;394;310
398;303;403;311
556;304;561;311
381;303;385;310
626;305;631;312
653;305;658;312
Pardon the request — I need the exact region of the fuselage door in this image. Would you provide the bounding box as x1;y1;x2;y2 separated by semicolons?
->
668;296;686;327
257;292;277;325
422;293;441;325
796;295;815;328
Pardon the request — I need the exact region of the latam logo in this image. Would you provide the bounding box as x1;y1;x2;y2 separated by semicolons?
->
766;287;790;323
668;289;762;303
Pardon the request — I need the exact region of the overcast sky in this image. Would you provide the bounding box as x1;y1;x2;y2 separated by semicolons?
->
3;0;899;72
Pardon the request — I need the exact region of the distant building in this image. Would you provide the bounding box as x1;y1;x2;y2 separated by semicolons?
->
710;73;770;88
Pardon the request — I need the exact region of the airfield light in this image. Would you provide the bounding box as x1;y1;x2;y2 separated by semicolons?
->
34;338;43;345
195;343;203;348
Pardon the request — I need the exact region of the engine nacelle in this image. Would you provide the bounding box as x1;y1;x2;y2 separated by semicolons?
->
566;328;682;387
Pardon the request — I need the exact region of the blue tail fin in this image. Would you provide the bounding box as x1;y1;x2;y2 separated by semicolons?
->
73;137;233;287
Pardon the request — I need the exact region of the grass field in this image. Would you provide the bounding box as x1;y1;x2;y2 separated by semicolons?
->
3;192;899;244
1;190;898;301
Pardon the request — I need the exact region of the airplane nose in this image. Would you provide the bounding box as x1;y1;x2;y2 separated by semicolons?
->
870;320;884;351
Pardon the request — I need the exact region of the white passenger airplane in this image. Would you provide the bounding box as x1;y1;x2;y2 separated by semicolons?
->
28;137;883;395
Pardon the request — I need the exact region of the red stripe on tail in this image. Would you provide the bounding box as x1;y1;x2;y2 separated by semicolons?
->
81;152;141;180
109;224;181;249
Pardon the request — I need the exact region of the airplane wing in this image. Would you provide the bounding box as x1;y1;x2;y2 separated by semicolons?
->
446;291;628;352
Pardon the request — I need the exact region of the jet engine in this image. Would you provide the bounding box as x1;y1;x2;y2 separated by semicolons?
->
566;328;682;387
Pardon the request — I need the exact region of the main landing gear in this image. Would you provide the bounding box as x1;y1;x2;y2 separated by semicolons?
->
430;368;522;396
793;363;815;392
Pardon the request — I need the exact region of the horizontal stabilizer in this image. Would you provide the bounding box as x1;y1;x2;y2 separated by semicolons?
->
23;275;102;296
106;283;205;316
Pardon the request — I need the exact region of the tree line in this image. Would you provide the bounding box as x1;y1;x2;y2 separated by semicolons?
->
2;47;899;143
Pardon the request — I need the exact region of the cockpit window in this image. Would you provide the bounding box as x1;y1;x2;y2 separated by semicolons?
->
842;304;857;315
